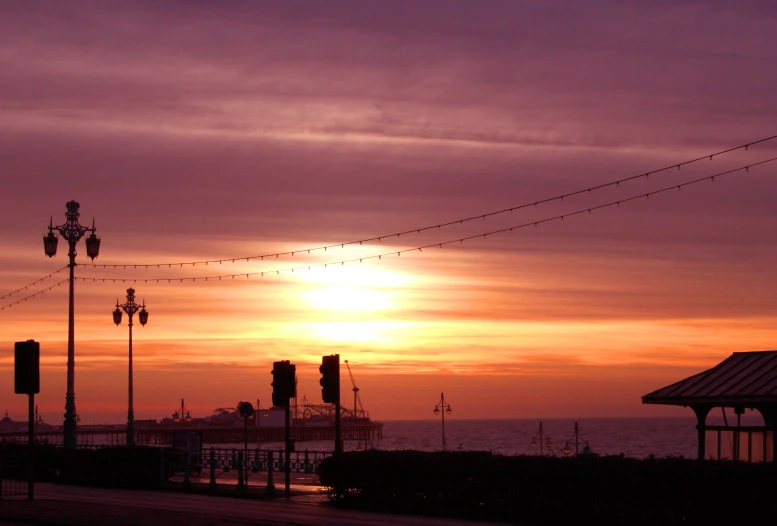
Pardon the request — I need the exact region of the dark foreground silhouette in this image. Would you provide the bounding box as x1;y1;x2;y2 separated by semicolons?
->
4;444;777;525
317;450;777;525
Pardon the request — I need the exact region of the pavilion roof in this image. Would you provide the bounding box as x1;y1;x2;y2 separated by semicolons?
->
642;351;777;407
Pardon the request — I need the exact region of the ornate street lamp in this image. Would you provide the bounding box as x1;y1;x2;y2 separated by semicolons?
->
433;392;453;451
530;422;552;456
113;288;148;447
43;201;100;449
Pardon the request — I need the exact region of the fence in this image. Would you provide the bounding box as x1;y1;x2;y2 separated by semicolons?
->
0;454;30;500
164;448;332;494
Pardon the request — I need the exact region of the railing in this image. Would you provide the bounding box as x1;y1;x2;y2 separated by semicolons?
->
207;448;330;473
0;455;29;500
166;448;330;475
51;443;331;472
0;443;330;498
163;448;332;495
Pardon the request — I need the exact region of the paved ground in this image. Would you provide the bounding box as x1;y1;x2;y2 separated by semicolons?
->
0;483;502;525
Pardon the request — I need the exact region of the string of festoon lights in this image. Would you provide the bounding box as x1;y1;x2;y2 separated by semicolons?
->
67;156;776;285
0;279;69;311
0;265;68;301
79;135;777;270
1;149;774;311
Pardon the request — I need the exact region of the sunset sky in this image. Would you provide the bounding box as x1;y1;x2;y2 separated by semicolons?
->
1;1;775;424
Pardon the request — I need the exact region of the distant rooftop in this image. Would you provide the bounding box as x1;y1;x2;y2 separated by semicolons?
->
643;350;777;406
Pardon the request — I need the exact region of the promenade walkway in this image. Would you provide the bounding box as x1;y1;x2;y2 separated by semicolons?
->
0;483;502;525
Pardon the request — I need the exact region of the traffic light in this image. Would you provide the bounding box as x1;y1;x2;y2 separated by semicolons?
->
14;340;40;395
271;360;296;407
319;354;340;404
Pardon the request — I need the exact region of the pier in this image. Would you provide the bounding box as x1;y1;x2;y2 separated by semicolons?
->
0;421;383;446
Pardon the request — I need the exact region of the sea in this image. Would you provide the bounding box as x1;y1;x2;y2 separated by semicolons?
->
205;416;755;459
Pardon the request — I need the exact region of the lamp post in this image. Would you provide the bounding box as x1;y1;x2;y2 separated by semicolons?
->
530;422;554;456
43;201;100;449
112;288;148;447
433;392;452;451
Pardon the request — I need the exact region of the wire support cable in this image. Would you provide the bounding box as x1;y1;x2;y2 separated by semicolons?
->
79;135;777;270
71;156;777;284
0;279;69;311
0;265;69;301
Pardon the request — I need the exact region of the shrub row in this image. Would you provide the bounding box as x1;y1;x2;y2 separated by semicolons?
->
317;450;777;525
0;443;167;489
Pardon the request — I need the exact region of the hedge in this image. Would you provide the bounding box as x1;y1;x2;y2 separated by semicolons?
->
0;443;167;489
317;450;777;525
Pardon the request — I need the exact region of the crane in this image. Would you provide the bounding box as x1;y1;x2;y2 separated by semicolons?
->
344;360;365;418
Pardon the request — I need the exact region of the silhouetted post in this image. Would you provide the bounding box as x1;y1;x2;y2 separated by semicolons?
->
209;448;216;490
184;452;191;489
270;360;294;497
285;404;291;499
530;422;546;456
15;340;40;501
238;402;253;488
244;417;248;487
319;355;342;453
28;392;34;500
575;422;580;455
266;450;275;497
335;397;342;454
433;393;452;451
112;289;149;447
43;202;100;449
237;451;244;493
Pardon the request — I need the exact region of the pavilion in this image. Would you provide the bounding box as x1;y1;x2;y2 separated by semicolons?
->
642;350;777;462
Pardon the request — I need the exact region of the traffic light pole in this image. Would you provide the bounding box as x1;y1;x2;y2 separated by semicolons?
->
15;340;40;501
320;354;343;454
335;396;342;454
284;403;291;499
28;392;34;500
243;415;248;490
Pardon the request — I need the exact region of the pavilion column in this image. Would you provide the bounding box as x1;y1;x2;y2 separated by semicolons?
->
691;405;712;461
756;404;777;463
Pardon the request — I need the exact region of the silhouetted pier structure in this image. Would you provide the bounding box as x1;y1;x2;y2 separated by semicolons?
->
0;422;383;446
0;422;382;446
0;397;382;447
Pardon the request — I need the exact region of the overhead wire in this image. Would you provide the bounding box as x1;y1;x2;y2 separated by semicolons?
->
71;156;777;284
79;135;777;270
0;279;69;311
0;265;69;301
